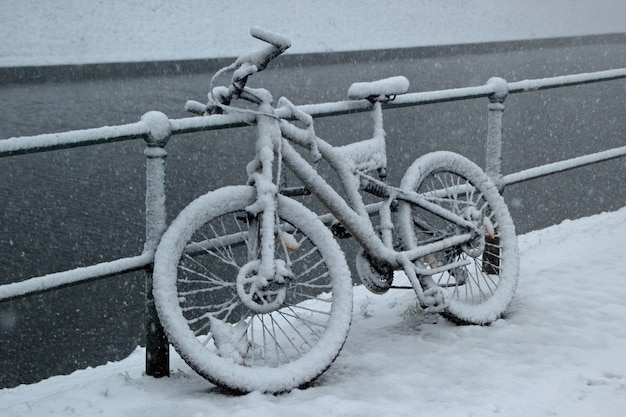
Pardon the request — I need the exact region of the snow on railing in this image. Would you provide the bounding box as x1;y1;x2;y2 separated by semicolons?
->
3;69;625;158
1;67;625;378
502;146;626;186
0;122;148;157
0;254;151;301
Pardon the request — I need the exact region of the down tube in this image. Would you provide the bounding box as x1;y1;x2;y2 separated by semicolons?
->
280;140;386;257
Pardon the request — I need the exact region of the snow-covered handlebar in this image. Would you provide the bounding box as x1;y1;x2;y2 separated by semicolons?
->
230;27;291;92
247;26;291;70
185;27;292;114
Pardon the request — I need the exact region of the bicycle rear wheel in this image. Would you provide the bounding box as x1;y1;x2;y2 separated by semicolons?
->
397;151;519;325
153;185;352;393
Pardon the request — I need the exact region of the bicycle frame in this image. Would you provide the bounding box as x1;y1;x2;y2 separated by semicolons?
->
191;27;487;310
237;91;482;307
191;76;482;312
277;102;478;268
152;27;519;393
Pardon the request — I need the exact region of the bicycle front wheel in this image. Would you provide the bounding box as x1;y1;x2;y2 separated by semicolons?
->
397;151;519;325
153;186;352;393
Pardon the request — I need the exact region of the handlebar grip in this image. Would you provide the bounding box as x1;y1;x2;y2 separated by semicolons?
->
209;27;292;108
239;27;291;75
250;26;291;51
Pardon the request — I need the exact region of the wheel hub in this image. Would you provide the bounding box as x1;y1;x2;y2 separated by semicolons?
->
236;260;290;313
459;207;486;258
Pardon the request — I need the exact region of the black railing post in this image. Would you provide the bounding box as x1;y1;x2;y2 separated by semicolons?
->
141;111;171;378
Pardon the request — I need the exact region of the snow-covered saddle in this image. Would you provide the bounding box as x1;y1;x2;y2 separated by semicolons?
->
347;76;409;101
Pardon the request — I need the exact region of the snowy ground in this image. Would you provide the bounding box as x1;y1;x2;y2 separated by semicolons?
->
1;0;626;67
1;207;625;416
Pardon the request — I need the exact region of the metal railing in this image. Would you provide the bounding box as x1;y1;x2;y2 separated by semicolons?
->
1;67;625;378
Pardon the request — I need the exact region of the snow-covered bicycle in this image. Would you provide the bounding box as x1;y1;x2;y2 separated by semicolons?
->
152;27;519;393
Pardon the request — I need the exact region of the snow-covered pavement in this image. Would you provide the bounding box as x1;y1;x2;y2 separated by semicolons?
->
1;207;625;416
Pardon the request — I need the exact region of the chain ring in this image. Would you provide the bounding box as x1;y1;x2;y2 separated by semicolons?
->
355;249;394;294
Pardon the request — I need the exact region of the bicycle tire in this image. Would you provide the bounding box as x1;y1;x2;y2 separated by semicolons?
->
153;185;352;393
397;151;519;325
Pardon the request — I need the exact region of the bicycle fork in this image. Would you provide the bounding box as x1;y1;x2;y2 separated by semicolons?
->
236;104;295;314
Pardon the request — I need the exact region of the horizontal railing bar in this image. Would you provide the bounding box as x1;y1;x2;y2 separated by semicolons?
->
507;68;626;94
502;145;626;186
169;69;626;132
0;253;152;303
282;69;626;118
0;122;148;158
3;69;625;157
169;69;626;131
168;112;256;135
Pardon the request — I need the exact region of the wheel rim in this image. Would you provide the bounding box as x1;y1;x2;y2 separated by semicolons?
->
398;152;518;324
154;187;352;392
176;207;335;368
415;170;501;297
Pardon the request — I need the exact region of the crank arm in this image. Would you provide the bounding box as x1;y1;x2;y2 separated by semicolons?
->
399;256;449;313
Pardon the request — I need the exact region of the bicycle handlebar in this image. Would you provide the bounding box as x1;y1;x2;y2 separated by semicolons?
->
196;27;291;113
247;26;291;70
230;27;290;94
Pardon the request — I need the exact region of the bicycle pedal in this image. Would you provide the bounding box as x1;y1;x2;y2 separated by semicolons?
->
279;186;310;197
330;222;351;239
422;287;450;313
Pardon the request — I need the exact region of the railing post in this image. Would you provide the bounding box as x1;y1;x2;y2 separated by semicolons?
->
141;111;172;378
484;78;508;276
485;77;509;191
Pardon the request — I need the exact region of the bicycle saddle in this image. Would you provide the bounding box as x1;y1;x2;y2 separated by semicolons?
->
347;76;409;100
